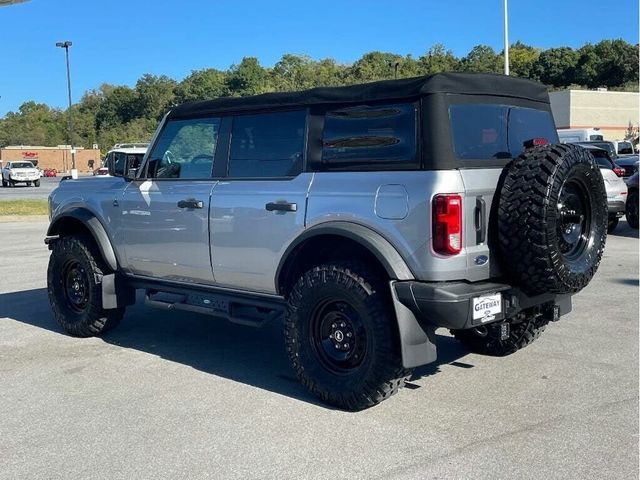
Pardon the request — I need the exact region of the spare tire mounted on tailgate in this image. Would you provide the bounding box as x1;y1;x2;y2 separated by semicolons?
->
498;143;607;295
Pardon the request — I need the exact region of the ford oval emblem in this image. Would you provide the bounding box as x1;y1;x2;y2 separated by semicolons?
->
474;255;489;266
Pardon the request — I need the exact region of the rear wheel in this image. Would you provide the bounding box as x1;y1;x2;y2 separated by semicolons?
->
47;234;124;337
284;262;410;410
34;179;40;187
626;190;639;229
1;178;6;187
451;314;549;356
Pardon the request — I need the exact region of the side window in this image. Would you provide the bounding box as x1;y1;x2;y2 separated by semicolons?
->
113;152;127;176
228;110;306;178
507;108;558;157
147;117;221;179
449;104;509;160
321;103;418;170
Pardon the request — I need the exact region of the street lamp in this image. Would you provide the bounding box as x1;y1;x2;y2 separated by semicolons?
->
503;0;510;75
55;40;77;177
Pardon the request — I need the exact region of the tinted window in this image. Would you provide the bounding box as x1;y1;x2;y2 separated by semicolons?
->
589;150;613;169
228;110;306;178
147;117;221;179
449;104;557;160
321;103;417;170
11;162;34;169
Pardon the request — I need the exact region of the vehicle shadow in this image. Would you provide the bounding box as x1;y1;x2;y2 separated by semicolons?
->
610;221;639;239
0;288;471;408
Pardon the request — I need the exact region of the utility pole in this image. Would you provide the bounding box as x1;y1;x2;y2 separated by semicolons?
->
55;41;76;177
503;0;510;75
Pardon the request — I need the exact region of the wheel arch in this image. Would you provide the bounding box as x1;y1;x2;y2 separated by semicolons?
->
47;208;119;272
275;222;414;295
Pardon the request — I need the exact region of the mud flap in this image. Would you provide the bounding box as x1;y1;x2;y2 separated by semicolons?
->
390;281;438;368
101;274;136;310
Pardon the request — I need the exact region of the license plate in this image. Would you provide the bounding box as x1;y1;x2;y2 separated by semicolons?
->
472;293;502;322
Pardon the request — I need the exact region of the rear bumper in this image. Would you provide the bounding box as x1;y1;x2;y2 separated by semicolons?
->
393;280;572;331
607;199;626;216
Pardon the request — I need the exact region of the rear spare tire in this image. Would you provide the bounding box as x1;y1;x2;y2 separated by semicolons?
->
499;144;607;295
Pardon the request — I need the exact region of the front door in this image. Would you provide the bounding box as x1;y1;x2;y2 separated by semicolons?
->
119;116;222;284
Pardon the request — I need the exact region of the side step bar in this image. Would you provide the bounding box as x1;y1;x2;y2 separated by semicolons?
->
144;290;285;327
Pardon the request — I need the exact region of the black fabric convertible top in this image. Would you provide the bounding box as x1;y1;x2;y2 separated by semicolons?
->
168;72;550;119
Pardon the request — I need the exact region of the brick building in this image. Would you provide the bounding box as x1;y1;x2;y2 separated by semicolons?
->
0;145;102;173
549;89;639;141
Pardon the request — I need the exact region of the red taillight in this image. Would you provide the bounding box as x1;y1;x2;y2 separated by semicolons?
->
613;166;625;177
433;194;462;255
523;138;550;148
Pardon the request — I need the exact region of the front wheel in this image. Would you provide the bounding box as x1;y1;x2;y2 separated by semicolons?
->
285;262;410;410
47;234;124;337
34;179;40;187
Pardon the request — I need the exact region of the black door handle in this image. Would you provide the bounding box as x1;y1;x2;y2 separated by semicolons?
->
265;201;297;212
178;199;204;209
475;197;487;244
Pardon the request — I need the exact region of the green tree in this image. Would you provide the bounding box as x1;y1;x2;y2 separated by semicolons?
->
418;44;459;74
508;41;541;79
272;54;317;91
349;51;404;82
226;57;269;96
174;68;229;103
534;47;579;86
461;45;502;73
135;74;177;120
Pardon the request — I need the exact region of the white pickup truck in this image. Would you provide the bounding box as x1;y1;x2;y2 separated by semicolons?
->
1;161;41;187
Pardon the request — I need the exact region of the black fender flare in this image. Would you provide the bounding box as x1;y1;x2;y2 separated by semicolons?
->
276;221;415;291
47;208;119;272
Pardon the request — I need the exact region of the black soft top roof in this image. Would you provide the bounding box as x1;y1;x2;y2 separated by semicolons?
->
168;72;550;119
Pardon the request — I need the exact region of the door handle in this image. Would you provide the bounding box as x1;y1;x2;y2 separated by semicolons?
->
265;201;297;212
177;198;204;209
475;197;487;244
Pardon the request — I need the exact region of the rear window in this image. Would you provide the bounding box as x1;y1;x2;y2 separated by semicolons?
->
449;104;557;160
320;102;418;171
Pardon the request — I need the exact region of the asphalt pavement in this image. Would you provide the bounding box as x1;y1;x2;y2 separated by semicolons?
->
0;176;62;201
0;220;638;479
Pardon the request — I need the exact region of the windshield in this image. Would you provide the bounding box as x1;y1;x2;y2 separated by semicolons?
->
11;162;35;169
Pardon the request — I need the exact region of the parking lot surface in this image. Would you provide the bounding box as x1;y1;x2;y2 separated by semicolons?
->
0;220;638;480
0;177;62;201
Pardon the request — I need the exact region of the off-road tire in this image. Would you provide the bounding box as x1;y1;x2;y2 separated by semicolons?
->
285;262;411;411
607;217;619;233
499;143;607;295
47;234;124;337
626;190;639;229
451;315;549;356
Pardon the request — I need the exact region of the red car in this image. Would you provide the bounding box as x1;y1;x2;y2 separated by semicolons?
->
44;169;57;177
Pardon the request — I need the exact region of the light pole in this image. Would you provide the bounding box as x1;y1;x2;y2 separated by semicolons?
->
55;40;76;177
503;0;510;75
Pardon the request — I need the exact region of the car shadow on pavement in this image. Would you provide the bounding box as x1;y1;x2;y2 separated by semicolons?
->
610;222;639;239
1;288;471;408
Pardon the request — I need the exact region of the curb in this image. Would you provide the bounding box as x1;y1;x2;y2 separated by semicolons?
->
0;215;49;223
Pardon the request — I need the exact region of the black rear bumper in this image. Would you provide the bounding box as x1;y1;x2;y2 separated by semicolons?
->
394;280;572;330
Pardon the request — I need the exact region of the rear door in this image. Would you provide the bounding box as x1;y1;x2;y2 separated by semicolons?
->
119;117;222;284
449;102;558;281
209;110;312;294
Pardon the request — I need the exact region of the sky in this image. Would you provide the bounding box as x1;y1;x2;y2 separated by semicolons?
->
0;0;638;116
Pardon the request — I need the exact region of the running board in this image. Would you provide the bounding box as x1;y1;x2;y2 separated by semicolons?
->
144;290;284;327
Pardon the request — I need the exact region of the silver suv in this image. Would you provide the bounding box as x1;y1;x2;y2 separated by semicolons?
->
45;73;608;410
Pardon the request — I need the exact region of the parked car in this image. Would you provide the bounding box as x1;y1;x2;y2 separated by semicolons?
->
615;154;639;178
576;144;627;232
626;172;639;229
613;140;635;155
1;161;40;187
44;169;58;177
570;140;618;161
45;73;609;410
94;145;147;176
557;128;604;143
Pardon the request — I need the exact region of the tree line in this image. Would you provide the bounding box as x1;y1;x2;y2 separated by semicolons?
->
0;39;637;153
